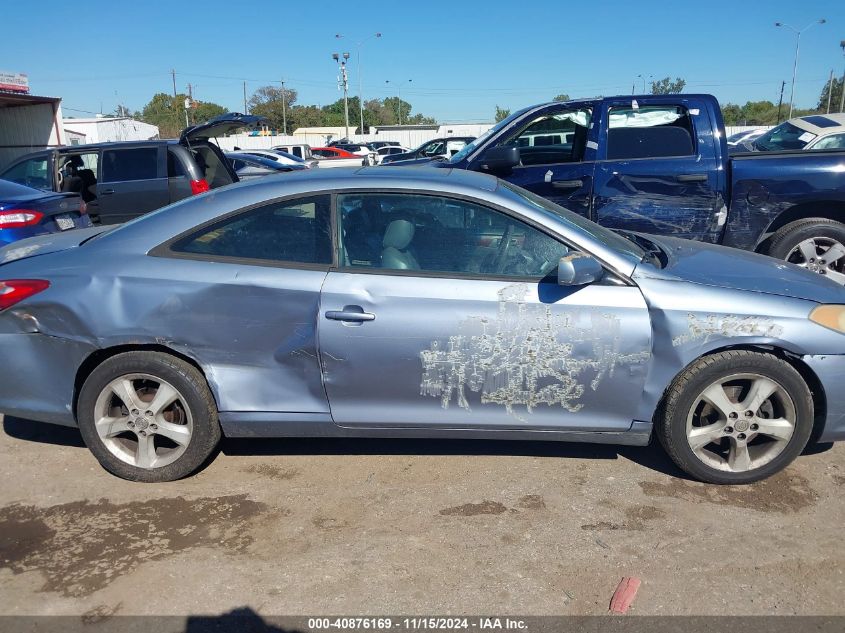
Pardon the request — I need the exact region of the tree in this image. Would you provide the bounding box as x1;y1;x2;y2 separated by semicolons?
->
552;93;571;102
494;106;511;122
720;103;743;126
248;84;298;132
137;92;228;138
818;77;844;113
650;77;686;95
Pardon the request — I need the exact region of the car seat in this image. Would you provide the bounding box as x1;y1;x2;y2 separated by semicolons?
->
381;219;420;270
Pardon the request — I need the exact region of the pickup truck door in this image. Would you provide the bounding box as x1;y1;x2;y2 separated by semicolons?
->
592;97;726;243
469;104;597;219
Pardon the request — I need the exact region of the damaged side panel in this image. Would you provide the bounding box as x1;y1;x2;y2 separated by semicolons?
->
319;272;652;431
0;252;331;419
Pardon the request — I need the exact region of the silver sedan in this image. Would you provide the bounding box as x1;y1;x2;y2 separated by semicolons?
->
1;168;845;484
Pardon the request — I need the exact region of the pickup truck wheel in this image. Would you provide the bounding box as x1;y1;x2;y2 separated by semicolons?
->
768;218;845;285
657;350;813;484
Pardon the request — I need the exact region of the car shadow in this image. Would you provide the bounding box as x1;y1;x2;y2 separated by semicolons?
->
2;415;709;481
2;415;86;448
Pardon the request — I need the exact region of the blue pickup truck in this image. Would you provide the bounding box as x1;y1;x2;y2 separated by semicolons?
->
391;94;845;283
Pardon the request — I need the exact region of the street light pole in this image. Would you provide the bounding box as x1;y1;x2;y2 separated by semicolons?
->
337;33;382;135
775;19;826;119
839;40;845;113
332;52;351;139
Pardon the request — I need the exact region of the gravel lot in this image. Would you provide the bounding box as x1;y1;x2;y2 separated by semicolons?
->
1;412;843;619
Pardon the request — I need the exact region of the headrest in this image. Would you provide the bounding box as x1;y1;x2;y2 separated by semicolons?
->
383;219;415;250
68;155;84;168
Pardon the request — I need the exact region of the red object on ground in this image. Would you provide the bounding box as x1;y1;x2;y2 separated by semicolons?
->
609;577;641;614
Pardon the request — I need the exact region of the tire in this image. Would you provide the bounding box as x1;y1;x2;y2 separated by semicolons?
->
767;218;845;284
656;350;813;484
77;351;221;482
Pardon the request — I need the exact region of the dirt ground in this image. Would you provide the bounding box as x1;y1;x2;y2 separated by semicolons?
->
0;412;843;618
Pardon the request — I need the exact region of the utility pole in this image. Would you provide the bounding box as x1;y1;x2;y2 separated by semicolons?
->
332;52;351;139
336;33;382;136
827;69;835;113
243;81;248;114
171;69;177;99
776;80;785;123
186;83;194;125
281;79;287;135
385;79;412;125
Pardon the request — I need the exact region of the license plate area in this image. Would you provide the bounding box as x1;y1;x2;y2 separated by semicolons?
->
55;214;75;231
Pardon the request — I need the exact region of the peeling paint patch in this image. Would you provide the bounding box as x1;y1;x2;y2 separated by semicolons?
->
672;313;784;347
419;284;648;417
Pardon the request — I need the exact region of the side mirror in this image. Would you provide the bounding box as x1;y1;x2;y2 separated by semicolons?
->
477;146;520;172
557;252;604;286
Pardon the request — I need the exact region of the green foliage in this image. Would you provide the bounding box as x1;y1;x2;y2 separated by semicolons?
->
818;77;844;112
650;77;686;95
494;105;511;122
137;92;228;138
247;85;298;132
552;94;571;102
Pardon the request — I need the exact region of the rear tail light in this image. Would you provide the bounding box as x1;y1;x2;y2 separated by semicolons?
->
0;280;50;311
190;179;210;195
0;210;44;229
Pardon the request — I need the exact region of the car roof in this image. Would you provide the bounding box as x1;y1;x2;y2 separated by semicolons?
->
790;113;845;135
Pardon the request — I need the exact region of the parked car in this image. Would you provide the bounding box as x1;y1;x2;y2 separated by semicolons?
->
2;168;845;484
311;147;365;168
232;149;319;169
0;179;90;245
330;143;370;157
367;141;401;149
226;153;306;180
380;137;475;164
726;128;767;150
363;146;411;166
749;113;845;152
386;95;845;284
0;113;265;225
270;144;313;160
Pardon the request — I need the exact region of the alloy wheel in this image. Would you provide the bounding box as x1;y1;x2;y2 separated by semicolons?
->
686;373;796;472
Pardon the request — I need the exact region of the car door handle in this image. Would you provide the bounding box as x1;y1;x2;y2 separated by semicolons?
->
552;179;583;189
676;174;707;183
99;188;115;195
325;307;376;322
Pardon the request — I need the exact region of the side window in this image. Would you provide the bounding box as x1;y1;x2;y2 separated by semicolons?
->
101;147;158;182
171;195;332;266
812;134;845;150
421;141;445;157
338;193;570;278
2;156;50;190
167;151;187;178
606;105;695;159
503;107;592;166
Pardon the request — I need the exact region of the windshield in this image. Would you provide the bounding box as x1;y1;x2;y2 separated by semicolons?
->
754;122;815;151
448;107;535;164
497;181;646;263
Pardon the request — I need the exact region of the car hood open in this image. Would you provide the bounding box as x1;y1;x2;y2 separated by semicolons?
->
180;113;269;143
635;235;845;304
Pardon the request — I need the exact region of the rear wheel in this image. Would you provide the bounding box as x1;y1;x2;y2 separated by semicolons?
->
767;218;845;285
77;351;221;482
657;350;813;484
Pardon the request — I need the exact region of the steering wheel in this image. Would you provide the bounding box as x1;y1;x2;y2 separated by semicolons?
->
492;224;515;274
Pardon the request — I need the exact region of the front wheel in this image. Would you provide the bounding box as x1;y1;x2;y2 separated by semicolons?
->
77;351;221;482
657;350;813;484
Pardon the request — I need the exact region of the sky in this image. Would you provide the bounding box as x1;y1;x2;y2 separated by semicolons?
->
2;0;844;123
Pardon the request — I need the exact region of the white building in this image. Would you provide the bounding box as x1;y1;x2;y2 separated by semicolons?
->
0;91;65;169
62;116;159;145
